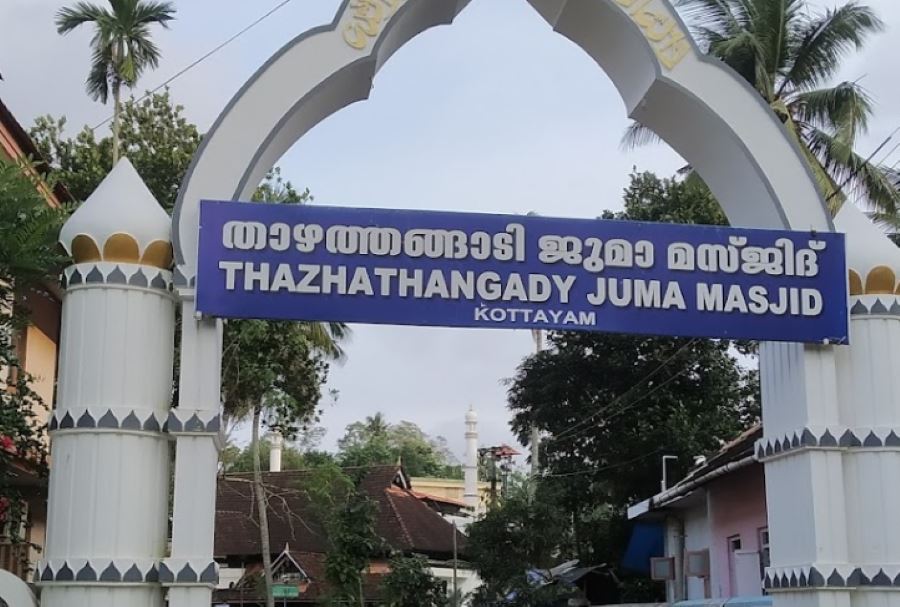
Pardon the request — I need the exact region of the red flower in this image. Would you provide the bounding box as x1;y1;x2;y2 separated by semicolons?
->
0;434;15;455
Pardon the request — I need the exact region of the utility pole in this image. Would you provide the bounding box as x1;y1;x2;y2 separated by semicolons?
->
530;328;543;480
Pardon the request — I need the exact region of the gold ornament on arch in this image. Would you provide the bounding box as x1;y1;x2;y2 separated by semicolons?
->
70;233;173;269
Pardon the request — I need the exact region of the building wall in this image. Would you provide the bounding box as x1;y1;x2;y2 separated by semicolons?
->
707;464;768;599
682;498;710;600
410;477;490;510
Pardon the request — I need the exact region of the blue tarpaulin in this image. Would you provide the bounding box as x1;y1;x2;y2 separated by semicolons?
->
621;521;665;574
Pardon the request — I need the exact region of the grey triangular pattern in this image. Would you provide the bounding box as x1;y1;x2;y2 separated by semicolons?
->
167;412;183;433
174;267;189;286
122;411;142;431
150;273;167;289
826;569;845;587
60;273;69;289
75;562;97;582
123;564;144;582
850;300;869;315
41;565;54;582
789;571;798;587
77;410;96;429
145;564;159;583
99;562;121;582
885;431;900;447
185;414;205;432
60;412;75;429
129;269;149;288
69;268;84;286
864;431;883;448
765;441;774;457
801;428;817;447
56;563;74;581
98;410;119;429
157;563;173;583
200;562;218;583
791;433;800;448
107;266;127;285
840;430;861;448
891;301;900;315
808;567;825;587
86;266;104;284
871;299;889;314
893;571;900;587
756;444;765;460
847;568;864;587
798;570;808;587
773;438;783;454
820;429;838;447
771;572;781;589
143;414;161;433
49;416;59;431
205;415;221;433
872;569;892;586
176;563;198;583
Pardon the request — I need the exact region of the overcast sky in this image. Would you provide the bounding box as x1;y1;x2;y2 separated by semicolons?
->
3;0;900;461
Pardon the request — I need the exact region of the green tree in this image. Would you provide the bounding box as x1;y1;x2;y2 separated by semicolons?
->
300;464;382;607
466;481;570;604
55;0;176;164
625;0;898;219
31;90;201;211
337;414;461;478
382;554;448;607
0;161;67;551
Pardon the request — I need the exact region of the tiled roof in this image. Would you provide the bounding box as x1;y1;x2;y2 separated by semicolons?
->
215;465;467;559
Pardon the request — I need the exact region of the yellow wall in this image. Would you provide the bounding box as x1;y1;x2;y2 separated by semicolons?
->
410;477;491;510
24;325;56;428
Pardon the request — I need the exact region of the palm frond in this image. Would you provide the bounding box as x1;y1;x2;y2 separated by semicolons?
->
781;2;884;93
620;121;663;150
805;126;900;216
55;2;108;34
791;81;872;143
132;1;175;27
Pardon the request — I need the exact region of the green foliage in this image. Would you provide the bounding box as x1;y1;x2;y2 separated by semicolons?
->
220;433;334;473
466;482;569;600
298;465;382;606
0;161;67;543
31;90;201;210
603;171;727;226
627;0;899;217
382;554;448;607
337;414;461;478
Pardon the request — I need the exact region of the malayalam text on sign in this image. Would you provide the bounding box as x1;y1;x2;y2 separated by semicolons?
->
196;202;849;344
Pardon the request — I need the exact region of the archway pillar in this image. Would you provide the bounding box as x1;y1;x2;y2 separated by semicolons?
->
162;296;223;605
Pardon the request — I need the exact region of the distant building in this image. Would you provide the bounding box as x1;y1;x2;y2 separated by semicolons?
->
628;426;770;606
0;96;69;581
213;464;480;605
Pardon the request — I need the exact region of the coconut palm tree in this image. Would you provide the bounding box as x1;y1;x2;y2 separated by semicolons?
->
55;0;176;164
624;0;899;219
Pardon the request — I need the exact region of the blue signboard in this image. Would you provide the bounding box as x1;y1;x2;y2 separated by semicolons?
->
196;201;848;344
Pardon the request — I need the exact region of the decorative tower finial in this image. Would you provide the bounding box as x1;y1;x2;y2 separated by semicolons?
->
59;158;173;269
835;204;900;300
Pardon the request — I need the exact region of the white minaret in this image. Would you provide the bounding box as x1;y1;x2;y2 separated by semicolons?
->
269;432;284;472
464;406;479;511
758;204;900;606
39;159;176;607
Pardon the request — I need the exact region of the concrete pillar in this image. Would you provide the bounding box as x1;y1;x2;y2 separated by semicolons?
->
162;297;223;607
270;431;284;472
38;159;176;607
464;407;479;511
758;204;900;607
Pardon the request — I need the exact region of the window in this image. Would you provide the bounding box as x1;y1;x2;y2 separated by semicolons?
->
727;535;742;594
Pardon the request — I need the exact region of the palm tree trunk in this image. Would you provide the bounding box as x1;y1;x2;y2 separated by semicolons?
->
252;405;276;607
111;79;122;165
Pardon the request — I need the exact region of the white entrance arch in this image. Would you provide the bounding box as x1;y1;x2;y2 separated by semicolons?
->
168;2;846;607
171;0;832;286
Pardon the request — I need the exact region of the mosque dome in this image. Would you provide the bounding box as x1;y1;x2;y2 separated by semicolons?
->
59;158;173;269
